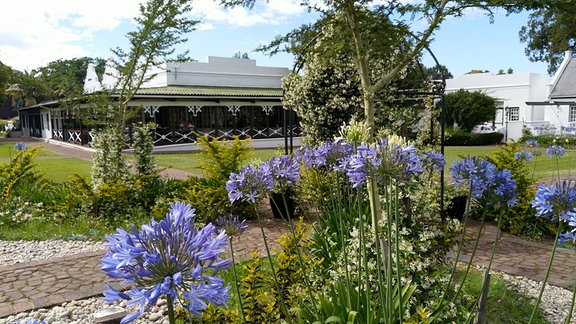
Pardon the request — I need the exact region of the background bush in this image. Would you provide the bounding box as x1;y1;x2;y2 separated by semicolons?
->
444;129;504;146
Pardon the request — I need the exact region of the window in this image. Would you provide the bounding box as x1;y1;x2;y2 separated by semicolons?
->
570;106;576;123
508;107;519;121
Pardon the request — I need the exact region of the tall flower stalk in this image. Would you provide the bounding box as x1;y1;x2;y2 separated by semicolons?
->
101;202;232;324
530;180;576;323
227;163;290;318
443;155;517;316
215;213;248;322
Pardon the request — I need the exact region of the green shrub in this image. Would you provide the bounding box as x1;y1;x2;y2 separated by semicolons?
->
444;129;504;146
273;219;319;309
0;146;41;202
483;142;561;239
167;135;255;223
132;122;157;176
179;176;254;224
521;134;576;149
196;135;253;182
239;252;279;323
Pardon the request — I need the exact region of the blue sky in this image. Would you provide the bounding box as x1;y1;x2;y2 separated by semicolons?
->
0;1;550;78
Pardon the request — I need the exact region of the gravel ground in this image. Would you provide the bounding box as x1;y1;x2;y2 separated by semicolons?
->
0;240;575;323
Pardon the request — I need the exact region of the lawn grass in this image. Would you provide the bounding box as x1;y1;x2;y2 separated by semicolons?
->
32;157;92;182
6;142;576;183
0;143;60;158
0;143;92;182
150;148;280;173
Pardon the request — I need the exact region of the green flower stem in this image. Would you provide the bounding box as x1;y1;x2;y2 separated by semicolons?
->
384;183;394;324
394;187;403;323
565;274;576;324
472;207;505;323
529;223;562;323
167;295;175;324
485;207;505;274
357;204;371;323
254;207;290;319
229;239;245;322
452;209;487;304
272;192;318;313
434;186;473;319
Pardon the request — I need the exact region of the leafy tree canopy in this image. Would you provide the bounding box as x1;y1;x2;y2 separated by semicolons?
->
519;1;576;75
444;89;497;132
222;0;546;142
36;57;106;99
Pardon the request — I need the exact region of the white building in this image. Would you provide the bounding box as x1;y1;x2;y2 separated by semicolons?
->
17;56;300;149
445;51;576;141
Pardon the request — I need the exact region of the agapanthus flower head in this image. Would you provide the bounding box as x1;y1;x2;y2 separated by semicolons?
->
295;140;354;170
226;164;273;203
343;144;380;188
558;231;576;244
525;139;538;147
101;201;232;323
514;150;533;162
423;151;446;172
342;136;423;187
263;155;300;192
489;169;517;207
532;180;576;222
546;145;565;158
215;213;248;238
449;156;497;199
8;321;46;324
13;142;28;151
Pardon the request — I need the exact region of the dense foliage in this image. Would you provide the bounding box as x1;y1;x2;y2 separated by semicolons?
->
444;129;504;146
444;89;498;133
519;2;576;75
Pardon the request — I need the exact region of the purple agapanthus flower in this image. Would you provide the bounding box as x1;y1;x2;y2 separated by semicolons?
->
546;145;565;158
423;151;446;172
295;141;354;170
215;214;248;238
343;144;381;188
226;164;274;203
101;202;232;323
342;137;424;188
525;139;538;147
262;155;300;192
532;180;576;222
489;169;517;207
450;156;497;199
558;231;576;244
514;150;533;162
13;142;28;151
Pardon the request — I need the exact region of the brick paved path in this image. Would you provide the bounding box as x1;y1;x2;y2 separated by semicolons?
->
1;138;575;319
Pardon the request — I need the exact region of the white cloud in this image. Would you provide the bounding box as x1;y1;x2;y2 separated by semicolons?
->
0;0;308;71
0;0;139;70
190;0;305;27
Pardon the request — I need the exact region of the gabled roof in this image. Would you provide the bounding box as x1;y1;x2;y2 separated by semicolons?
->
549;52;576;99
133;85;283;98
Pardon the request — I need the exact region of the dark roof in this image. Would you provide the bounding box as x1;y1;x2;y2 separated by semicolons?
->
133;85;283;98
550;53;576;99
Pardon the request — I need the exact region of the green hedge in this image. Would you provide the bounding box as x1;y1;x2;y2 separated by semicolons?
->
445;132;504;146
